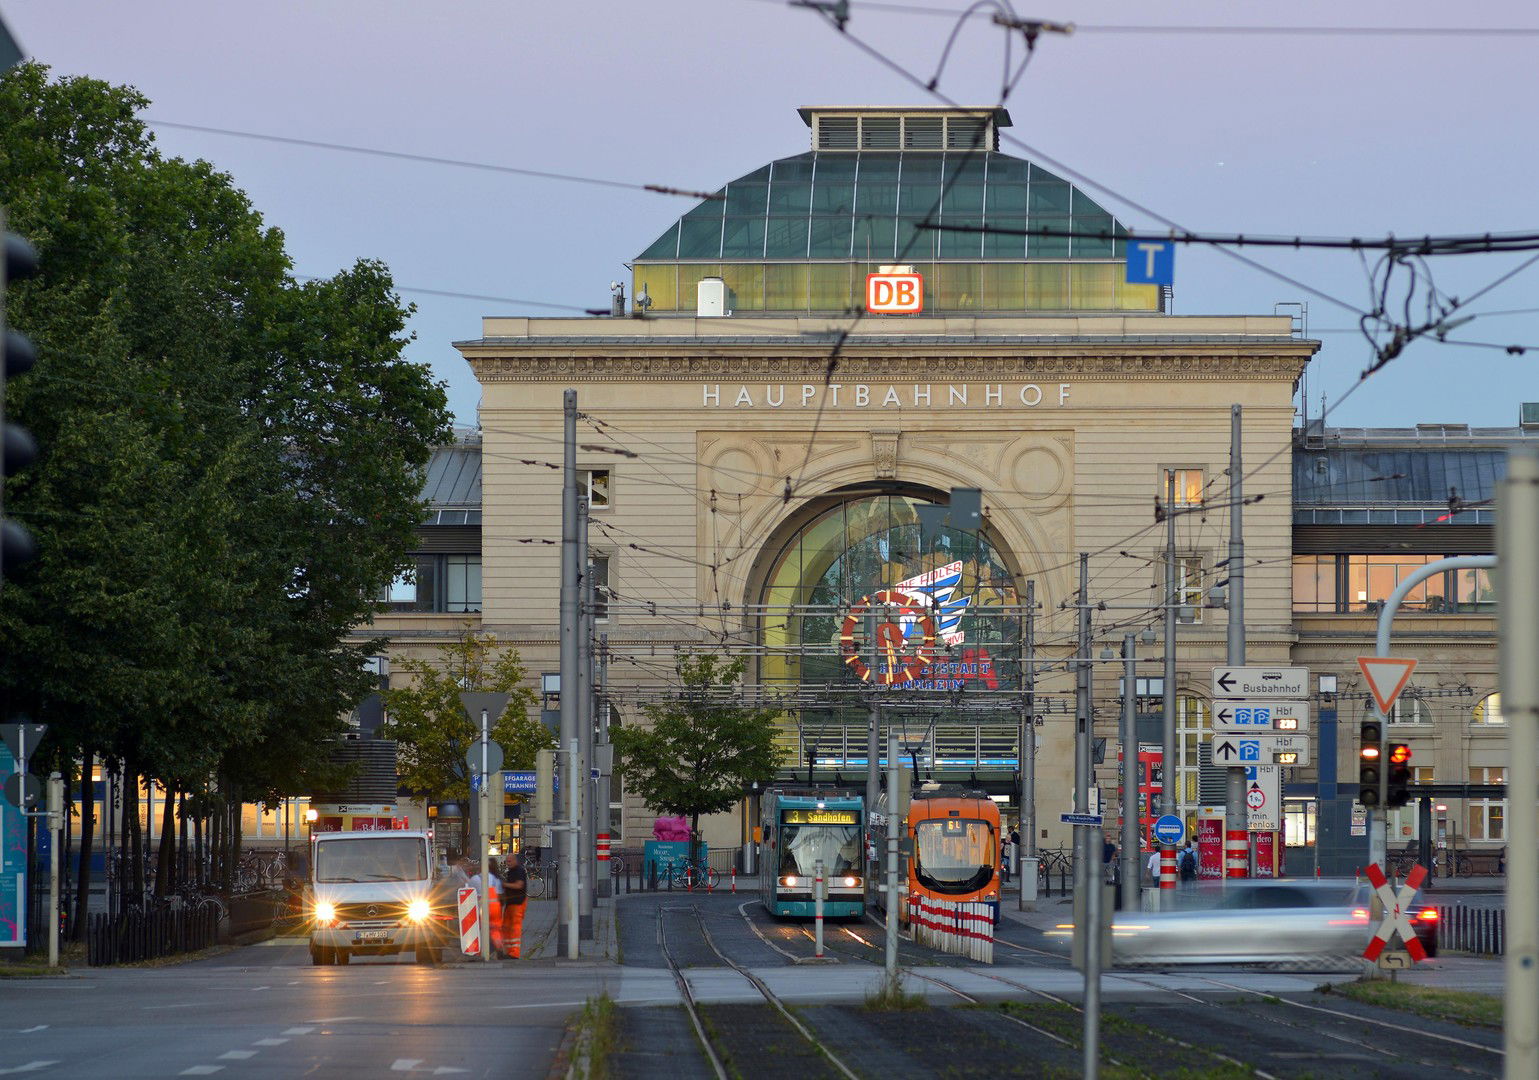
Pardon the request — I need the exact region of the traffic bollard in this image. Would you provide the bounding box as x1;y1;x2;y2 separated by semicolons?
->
814;860;825;958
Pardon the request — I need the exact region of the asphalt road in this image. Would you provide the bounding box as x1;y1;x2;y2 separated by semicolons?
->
0;936;610;1079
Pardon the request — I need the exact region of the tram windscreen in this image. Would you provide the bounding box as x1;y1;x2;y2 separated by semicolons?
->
779;823;861;877
914;818;995;894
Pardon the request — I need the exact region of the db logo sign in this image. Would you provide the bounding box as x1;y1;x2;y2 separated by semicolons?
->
866;273;924;314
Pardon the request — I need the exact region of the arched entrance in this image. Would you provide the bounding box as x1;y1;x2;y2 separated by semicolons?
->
756;489;1026;786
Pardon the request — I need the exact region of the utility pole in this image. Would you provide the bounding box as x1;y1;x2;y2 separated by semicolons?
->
47;772;62;968
866;609;881;814
596;633;612;898
1161;471;1178;899
884;729;901;987
558;389;580;958
1225;405;1248;879
1500;446;1538;1079
1018;579;1036;911
576;495;594;939
1073;553;1102;1080
477;706;493;964
1119;635;1139;912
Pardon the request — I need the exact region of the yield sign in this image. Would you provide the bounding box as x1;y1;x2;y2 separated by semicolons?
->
1363;862;1427;962
1356;656;1417;715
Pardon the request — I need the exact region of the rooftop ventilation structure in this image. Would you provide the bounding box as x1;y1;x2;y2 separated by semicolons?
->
802;106;1009;152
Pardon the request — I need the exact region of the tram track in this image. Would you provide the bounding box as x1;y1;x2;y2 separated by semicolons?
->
662;903;862;1080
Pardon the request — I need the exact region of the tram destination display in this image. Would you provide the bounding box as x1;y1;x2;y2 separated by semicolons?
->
782;808;859;825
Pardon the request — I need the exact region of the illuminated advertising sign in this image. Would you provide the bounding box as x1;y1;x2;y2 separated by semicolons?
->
866;272;924;314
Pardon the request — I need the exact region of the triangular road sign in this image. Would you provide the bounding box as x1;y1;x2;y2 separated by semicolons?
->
1356;656;1418;715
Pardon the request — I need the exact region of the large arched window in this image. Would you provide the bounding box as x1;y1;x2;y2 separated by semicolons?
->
1472;693;1505;726
758;492;1023;775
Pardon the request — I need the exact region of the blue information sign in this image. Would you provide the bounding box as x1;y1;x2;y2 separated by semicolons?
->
1060;812;1104;827
1152;813;1185;846
1125;239;1175;285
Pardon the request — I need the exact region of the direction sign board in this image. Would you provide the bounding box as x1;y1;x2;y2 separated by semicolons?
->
1356;656;1418;716
1211;666;1309;699
1060;812;1104;827
1244;764;1280;831
1212;701;1311;733
1151;814;1185;847
1211;732;1311;766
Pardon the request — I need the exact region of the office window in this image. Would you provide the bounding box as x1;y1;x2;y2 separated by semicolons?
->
445;555;483;613
1469;767;1506;841
1284;799;1315;847
585;469;611;509
1292;555;1338;613
1164;468;1204;507
1472;693;1505;726
1177;555;1204;625
1175;695;1210;826
379;555;480;613
1388;696;1427;724
588;553;610;621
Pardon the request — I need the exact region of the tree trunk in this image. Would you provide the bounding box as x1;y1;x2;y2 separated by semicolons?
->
690;812;701;870
73;750;94;942
177;792;188;886
228;784;244;894
154;783;176;898
194;809;204;889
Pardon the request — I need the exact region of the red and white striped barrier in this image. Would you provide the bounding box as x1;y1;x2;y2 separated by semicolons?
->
1160;847;1177;890
907;895;994;963
1224;830;1248;878
458;886;481;956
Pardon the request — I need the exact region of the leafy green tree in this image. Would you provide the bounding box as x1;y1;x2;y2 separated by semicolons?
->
612;654;783;863
380;628;549;804
0;63;452;911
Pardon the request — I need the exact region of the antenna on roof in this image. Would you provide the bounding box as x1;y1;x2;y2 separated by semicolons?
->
609;281;625;318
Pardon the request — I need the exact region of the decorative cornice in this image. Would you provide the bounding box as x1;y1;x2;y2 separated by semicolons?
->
466;353;1309;382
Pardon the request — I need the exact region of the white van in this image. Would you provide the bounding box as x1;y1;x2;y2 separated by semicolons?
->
306;830;452;965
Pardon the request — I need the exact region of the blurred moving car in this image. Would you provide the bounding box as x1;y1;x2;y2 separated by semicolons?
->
1349;880;1439;958
1112;880;1372;967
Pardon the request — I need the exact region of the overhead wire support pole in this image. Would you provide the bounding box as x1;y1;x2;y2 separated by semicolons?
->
866;608;880;820
1018;579;1036;911
1499;447;1538;1079
577;495;594;939
559;388;580;959
1161;472;1178;899
1225;405;1249;877
1073;553;1101;1080
1120;635;1139;913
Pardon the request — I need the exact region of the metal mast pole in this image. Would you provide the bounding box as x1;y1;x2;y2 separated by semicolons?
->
867;610;881;814
1501;447;1539;1078
1225;405;1249;877
1161;471;1178;898
559;389;580;958
576;496;594;938
1120;635;1139;912
1075;553;1101;1080
597;633;613;896
1018;579;1036;911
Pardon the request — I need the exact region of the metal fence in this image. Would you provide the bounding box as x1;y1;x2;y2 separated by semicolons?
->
1434;903;1505;956
85;902;221;966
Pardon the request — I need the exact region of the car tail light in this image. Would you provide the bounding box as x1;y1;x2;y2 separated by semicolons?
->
1351;908;1369;921
1416;907;1438;922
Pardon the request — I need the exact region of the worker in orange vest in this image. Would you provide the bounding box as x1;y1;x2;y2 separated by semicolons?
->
470;859;504;957
501;852;528;958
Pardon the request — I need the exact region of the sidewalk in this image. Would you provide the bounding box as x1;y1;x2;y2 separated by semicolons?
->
474;896;618;965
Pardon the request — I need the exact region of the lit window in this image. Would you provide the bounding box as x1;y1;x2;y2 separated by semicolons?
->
1472;693;1505;726
1178;555;1204;625
1469;767;1506;841
1165;468;1205;507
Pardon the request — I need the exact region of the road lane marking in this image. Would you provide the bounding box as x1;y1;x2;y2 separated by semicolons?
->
249;986;270;992
390;1061;423;1072
179;1068;223;1076
142;1004;199;1010
0;1063;59;1075
491;1000;586;1010
252;1039;288;1046
217;1051;256;1060
305;1016;362;1023
282;1027;315;1035
16;1026;47;1033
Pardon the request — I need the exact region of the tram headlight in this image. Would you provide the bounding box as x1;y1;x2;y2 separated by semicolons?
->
842;876;859;888
780;875;798;888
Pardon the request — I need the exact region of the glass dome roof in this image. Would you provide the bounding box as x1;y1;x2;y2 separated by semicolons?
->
636;149;1129;263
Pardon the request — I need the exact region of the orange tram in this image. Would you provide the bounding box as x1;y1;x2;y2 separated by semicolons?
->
869;783;1001;925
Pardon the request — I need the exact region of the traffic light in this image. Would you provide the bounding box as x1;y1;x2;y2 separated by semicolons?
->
1358;718;1383;807
1386;743;1413;808
1;218;38;580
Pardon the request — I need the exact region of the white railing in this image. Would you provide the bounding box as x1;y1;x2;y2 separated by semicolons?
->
908;895;994;963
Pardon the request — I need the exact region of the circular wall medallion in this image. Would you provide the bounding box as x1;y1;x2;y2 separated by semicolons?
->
838;589;939;685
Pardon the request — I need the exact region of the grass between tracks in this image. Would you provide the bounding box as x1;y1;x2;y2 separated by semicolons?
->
570;995;618;1080
998;1002;1257;1079
1323;980;1503;1029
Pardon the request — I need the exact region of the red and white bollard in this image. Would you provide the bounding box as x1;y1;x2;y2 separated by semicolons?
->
813;859;826;957
1224;830;1248;878
1160;845;1177;891
730;866;736;894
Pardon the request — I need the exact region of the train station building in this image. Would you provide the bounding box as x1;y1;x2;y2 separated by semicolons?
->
365;106;1528;875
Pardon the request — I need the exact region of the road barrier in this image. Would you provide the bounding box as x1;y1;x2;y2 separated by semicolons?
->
907;895;994;963
1435;903;1505;956
85;903;220;966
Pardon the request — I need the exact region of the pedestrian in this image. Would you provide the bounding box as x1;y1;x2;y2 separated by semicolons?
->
1178;840;1198;883
502;851;528;959
469;857;505;958
1000;831;1012;884
1147;846;1161;885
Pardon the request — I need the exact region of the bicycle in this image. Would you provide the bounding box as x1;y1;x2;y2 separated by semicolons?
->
668;861;719;892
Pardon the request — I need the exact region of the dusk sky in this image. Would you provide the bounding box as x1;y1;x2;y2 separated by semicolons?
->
5;0;1536;430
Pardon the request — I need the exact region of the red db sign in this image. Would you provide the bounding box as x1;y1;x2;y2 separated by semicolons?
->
866;273;924;314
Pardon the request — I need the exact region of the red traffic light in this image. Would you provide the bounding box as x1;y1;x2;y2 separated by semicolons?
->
1389;744;1412;765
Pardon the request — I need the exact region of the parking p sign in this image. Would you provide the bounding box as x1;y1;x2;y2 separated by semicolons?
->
866;272;924;314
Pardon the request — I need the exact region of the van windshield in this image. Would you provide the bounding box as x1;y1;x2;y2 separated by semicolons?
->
315;837;428;883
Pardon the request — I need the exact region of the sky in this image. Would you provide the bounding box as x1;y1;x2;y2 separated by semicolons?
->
4;0;1537;431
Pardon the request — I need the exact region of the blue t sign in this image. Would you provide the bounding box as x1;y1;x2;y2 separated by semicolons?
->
1126;239;1175;285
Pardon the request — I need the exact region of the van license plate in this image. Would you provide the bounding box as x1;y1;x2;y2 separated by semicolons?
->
355;930;390;942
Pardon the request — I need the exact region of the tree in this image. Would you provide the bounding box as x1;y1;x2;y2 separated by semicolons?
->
612;654;783;863
380;627;549;804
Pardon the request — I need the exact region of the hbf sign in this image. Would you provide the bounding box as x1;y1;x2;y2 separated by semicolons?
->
866;271;924;314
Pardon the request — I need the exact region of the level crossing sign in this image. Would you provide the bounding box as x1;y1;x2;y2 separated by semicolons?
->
1363;862;1427;963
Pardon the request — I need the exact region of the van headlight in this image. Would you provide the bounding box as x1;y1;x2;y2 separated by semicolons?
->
314;900;336;924
408;898;431;922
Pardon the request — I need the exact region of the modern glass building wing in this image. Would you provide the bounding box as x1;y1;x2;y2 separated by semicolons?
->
632;106;1161;315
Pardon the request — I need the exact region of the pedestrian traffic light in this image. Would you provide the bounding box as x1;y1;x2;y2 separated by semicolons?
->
1358;718;1383;807
1386;743;1412;808
1;219;38;580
